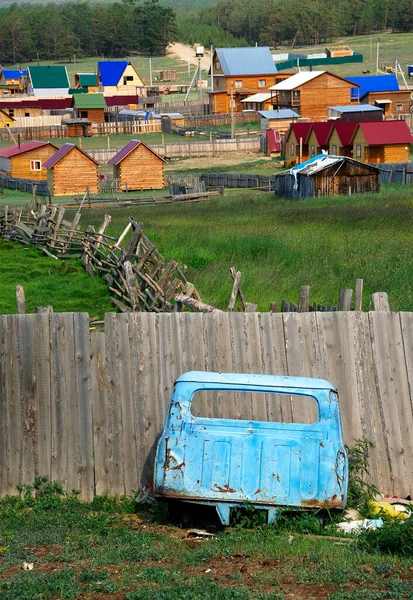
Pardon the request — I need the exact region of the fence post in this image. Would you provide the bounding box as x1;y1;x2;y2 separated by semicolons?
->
298;285;310;312
338;288;353;311
372;292;390;311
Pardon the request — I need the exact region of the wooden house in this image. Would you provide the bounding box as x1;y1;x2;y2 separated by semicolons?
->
43;143;99;196
0;109;15;128
73;94;106;123
328;104;383;122
306;122;334;157
0;141;58;180
0;69;26;96
327;122;358;157
258;109;299;133
108;139;166;191
270;71;357;120
98;61;144;94
284;122;313;166
208;47;291;113
27;66;70;97
273;155;380;199
345;74;411;116
351;121;413;163
74;73;99;93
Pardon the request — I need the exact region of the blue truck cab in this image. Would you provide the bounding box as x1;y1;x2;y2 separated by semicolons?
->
154;371;348;525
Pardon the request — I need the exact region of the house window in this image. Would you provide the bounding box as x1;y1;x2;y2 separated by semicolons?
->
356;145;361;158
332;145;337;155
310;145;315;157
30;160;42;171
80;110;88;119
290;143;295;156
215;78;219;88
397;104;403;111
123;75;134;84
25;112;30;117
8;109;14;117
292;90;300;103
258;79;266;87
235;80;243;88
216;61;221;70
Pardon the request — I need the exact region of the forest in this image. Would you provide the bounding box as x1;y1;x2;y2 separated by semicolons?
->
1;0;413;64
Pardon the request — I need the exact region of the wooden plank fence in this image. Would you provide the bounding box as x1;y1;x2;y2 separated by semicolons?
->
0;311;412;500
0;173;50;196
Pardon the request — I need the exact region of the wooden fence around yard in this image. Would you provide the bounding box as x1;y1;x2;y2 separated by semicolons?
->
0;311;412;501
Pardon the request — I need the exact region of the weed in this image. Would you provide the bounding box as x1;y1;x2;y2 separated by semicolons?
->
0;568;80;600
357;517;413;556
230;502;268;528
346;439;378;513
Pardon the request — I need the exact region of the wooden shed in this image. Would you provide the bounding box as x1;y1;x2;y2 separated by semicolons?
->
108;139;166;191
0;141;58;180
43;143;99;196
352;121;413;163
73;94;106;123
273;154;380;199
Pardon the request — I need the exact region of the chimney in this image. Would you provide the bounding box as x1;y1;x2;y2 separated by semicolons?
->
17;133;21;148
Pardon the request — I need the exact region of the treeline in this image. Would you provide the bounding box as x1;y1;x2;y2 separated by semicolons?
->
178;0;413;48
0;0;177;64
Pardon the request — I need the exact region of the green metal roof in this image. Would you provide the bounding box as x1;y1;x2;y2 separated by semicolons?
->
74;93;106;109
78;73;98;87
28;66;69;89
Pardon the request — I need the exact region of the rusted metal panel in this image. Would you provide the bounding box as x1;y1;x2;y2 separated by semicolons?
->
154;371;348;524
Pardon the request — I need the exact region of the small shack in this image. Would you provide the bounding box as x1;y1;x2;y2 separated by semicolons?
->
61;118;92;137
108;139;166;191
258;109;299;132
273;154;380;199
328;104;383;122
43;143;99;196
73;94;106;123
0;140;58;180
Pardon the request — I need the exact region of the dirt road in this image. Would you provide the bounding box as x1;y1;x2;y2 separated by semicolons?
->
167;42;211;72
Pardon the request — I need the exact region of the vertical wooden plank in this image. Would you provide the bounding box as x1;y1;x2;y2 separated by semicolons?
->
90;331;110;495
298;285;310;312
0;317;7;495
372;292;390;311
338;289;353;311
4;315;22;494
227;313;253;420
369;312;410;496
104;313;125;495
50;313;67;489
355;279;363;311
242;313;267;421
74;313;94;500
18;315;37;485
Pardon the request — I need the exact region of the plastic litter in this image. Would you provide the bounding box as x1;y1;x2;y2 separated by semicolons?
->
336;518;384;534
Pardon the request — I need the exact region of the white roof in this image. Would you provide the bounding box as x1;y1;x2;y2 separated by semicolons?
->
269;71;325;91
241;92;271;103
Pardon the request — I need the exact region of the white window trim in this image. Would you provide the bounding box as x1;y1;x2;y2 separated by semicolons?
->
30;160;42;171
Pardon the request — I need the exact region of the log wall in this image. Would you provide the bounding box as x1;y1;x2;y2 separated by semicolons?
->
118;144;165;190
48;147;99;195
10;144;58;181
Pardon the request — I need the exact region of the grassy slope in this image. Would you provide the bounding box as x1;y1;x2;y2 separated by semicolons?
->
1;185;411;315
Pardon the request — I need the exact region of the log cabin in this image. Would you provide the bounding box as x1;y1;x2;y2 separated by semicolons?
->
0;141;58;180
43;143;100;196
108;139;166;191
284;122;313;166
351;121;413;163
270;71;357;120
73;93;106;123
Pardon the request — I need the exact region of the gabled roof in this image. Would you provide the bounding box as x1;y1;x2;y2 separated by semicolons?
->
0;108;15;122
77;73;98;87
286;122;313;143
329;122;358;146
108;139;166;165
98;61;129;86
74;93;106;109
214;47;277;76
28;66;70;89
43;143;99;168
356;120;413;145
258;109;299;119
309;122;334;145
270;70;357;91
0;140;56;158
345;74;399;98
329;104;383;113
287;154;380;176
1;69;26;79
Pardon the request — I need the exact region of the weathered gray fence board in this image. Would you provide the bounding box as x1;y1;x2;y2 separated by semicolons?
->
1;312;413;498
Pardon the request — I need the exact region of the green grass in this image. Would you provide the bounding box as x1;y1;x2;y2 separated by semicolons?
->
0;185;413;314
0;488;412;600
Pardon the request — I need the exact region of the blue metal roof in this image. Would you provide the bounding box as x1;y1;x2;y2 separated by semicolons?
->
345;74;399;99
329;104;383;113
1;69;26;79
176;371;335;390
98;61;128;86
258;109;299;119
216;47;277;75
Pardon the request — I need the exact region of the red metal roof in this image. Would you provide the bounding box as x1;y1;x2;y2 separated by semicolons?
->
357;120;413;145
0;97;72;110
44;143;99;169
330;122;358;146
289;122;313;143
108;139;165;165
104;95;141;107
0;141;56;158
311;121;334;145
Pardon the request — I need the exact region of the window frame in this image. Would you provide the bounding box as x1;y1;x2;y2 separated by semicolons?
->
30;160;42;171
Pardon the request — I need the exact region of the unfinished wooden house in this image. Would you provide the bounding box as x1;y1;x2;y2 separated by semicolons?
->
270;71;357;120
273;155;380;199
43;143;99;196
284;122;313;166
0;141;58;180
352;121;413;163
108;140;166;191
97;61;144;94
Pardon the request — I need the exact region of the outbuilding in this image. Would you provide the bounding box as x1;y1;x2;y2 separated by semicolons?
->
328;104;383;122
257;109;299;133
73;93;106;123
43;143;99;196
273;154;380;199
0;140;58;179
108;139;166;191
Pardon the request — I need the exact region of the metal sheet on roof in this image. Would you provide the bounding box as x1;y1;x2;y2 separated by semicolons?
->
241;93;271;103
329;104;383;113
270;71;325;90
98;61;128;86
345;74;399;98
258;109;299;119
216;47;277;75
0;141;52;158
28;66;70;89
374;99;392;104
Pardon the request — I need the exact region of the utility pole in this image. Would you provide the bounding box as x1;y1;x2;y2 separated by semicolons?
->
376;38;380;75
210;43;214;93
230;81;235;139
149;57;152;86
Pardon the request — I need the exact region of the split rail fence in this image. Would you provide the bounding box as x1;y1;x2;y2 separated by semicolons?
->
0;310;412;501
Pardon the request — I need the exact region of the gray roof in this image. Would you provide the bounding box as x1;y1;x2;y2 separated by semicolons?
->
329;104;383;113
215;47;277;76
258;109;299;119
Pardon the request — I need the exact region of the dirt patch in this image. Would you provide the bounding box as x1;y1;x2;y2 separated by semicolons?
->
165;153;273;172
